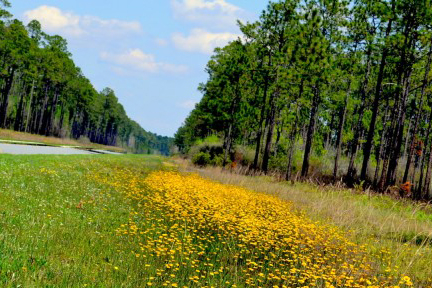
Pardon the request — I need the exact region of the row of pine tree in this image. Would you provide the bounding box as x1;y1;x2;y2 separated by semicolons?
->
175;0;432;198
0;1;171;155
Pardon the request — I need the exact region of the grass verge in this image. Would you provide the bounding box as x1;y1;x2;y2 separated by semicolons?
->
0;154;160;286
0;129;125;153
0;155;428;286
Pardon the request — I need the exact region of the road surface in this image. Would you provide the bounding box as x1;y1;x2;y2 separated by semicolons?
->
0;143;97;155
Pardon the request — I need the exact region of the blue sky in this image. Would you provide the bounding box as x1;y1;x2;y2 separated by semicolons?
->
8;0;266;136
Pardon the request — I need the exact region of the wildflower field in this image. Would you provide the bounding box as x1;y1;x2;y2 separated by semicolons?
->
0;155;428;286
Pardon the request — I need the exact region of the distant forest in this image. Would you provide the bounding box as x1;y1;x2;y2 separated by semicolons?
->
176;0;432;199
0;1;171;155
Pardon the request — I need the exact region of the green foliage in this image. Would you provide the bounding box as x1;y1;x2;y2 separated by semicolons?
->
203;134;220;144
175;0;432;195
192;152;211;167
211;154;224;166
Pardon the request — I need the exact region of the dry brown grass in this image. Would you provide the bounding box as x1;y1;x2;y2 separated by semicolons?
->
0;129;125;153
174;158;432;285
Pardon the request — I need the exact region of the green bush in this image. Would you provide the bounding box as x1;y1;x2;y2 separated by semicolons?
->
192;152;211;167
203;135;220;144
211;155;224;166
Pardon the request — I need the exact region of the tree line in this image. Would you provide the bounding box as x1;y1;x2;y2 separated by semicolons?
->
175;0;432;199
0;1;171;155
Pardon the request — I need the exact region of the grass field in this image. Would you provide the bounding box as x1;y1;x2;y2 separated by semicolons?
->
0;155;429;286
0;155;161;286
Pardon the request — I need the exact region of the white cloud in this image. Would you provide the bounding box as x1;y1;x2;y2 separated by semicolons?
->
179;100;198;109
100;49;188;74
172;28;240;54
24;6;141;38
171;0;244;30
173;0;240;14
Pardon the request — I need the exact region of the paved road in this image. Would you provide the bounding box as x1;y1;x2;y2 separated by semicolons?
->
92;149;122;155
0;143;97;155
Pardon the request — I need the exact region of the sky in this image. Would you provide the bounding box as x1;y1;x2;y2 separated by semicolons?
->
8;0;266;137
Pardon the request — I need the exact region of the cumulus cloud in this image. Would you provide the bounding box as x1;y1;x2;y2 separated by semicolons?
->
100;49;188;74
24;6;141;38
173;0;240;14
171;0;245;30
172;28;241;54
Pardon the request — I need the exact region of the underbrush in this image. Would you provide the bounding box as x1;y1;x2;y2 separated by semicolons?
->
188;135;255;167
184;138;431;201
186;137;360;179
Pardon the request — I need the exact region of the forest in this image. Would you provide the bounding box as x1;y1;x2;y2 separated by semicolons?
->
175;0;432;199
0;1;171;155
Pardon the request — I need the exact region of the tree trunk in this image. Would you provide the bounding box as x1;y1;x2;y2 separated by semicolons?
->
301;85;320;178
46;86;60;136
38;82;50;134
417;109;432;199
273;118;283;156
378;87;405;191
325;113;335;150
253;75;269;169
385;9;418;186
59;100;65;134
223;85;241;167
286;109;299;181
348;47;372;179
223;123;233;166
262;90;278;173
286;80;304;181
334;82;350;180
402;118;412;161
403;41;432;183
417;110;432;199
24;80;36;133
360;6;394;181
0;67;16;128
373;105;390;187
14;83;29;131
387;69;413;186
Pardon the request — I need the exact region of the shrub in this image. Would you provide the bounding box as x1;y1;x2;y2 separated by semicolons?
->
192;152;211;167
211;155;224;166
203;135;220;144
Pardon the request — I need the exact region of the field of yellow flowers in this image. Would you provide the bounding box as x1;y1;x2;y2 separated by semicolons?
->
0;154;425;287
94;167;415;287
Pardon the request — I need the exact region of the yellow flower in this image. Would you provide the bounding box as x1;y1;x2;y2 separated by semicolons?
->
93;170;408;287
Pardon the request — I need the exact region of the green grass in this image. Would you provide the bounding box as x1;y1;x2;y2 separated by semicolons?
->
0;154;162;287
1;154;431;286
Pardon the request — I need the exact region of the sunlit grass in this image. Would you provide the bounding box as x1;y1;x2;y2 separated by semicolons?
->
0;154;428;286
0;155;160;286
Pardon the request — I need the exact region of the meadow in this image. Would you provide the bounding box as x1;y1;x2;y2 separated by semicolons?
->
0;155;160;286
0;154;429;286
